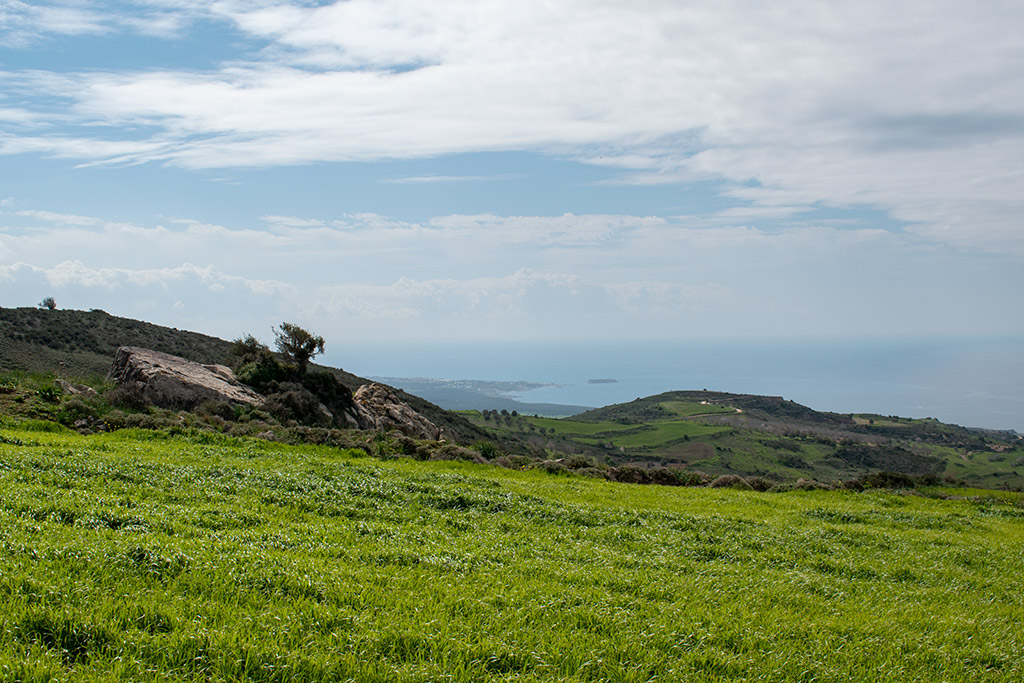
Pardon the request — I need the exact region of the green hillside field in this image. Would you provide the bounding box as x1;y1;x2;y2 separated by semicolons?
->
1;423;1021;682
464;393;1024;489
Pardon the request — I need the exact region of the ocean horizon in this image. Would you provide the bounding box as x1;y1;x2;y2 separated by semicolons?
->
337;337;1024;433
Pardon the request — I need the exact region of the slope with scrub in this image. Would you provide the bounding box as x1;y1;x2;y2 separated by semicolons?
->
464;391;1024;489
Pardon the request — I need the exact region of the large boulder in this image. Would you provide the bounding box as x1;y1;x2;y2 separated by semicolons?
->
108;346;263;410
353;382;447;440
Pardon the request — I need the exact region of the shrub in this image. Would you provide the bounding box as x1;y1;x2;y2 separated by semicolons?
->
777;453;811;469
676;470;710;487
432;444;485;463
56;397;98;425
860;471;916;489
197;399;235;421
709;474;752;489
229;334;273;366
123;413;163;430
235;358;287;390
508;455;534;469
105;384;151;412
101;410;127;430
262;384;331;427
575;467;609;479
389;434;419;456
533;460;569;475
648;466;683;486
612;465;649;484
563;455;592;470
744;476;774;492
37;386;61;403
473;440;500;459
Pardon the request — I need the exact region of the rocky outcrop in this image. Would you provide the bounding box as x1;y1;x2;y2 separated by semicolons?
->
353;383;447;440
56;379;98;397
108;346;263;410
107;347;451;441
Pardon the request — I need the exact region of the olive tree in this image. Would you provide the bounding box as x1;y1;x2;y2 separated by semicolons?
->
274;322;325;375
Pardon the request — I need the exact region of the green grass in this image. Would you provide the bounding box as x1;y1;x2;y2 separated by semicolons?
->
522;416;637;436
578;421;728;448
482;415;727;453
659;400;737;417
0;426;1022;681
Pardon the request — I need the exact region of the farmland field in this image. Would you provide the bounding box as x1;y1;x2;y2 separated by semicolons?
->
518;416;637;437
581;421;727;448
658;401;737;417
0;424;1022;682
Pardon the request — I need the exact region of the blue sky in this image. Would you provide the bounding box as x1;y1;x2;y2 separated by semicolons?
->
2;0;1023;358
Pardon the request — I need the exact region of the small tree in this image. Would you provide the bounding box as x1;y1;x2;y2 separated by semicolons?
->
229;334;273;366
230;333;285;388
274;322;325;375
39;297;56;310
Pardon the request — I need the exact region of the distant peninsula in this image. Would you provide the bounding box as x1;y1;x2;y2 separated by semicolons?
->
369;376;593;417
587;378;618;384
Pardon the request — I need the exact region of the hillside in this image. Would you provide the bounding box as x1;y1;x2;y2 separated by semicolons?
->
0;425;1021;681
3;306;1022;488
0;306;491;446
460;390;1024;489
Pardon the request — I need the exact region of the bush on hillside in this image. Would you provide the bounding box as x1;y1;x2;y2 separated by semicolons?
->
229;334;273;367
643;466;680;486
432;444;485;463
709;474;752;490
676;470;711;486
263;384;331;427
197;399;234;421
743;476;774;492
473;440;500;459
105;383;151;412
611;465;649;484
563;455;593;470
575;467;610;479
235;359;287;390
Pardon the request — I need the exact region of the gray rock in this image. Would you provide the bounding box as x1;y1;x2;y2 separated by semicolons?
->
108;346;263;410
353;382;446;440
56;379;98;397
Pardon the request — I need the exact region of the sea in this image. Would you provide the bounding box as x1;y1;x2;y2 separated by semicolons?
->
338;337;1024;432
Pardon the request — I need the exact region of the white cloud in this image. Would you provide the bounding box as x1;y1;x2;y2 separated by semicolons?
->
260;214;325;228
0;1;217;45
5;205;1021;342
15;209;102;226
382;174;516;184
1;259;288;294
0;1;1019;256
0;1;109;46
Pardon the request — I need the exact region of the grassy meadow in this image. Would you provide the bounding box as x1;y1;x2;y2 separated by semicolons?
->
462;395;1024;488
1;423;1023;682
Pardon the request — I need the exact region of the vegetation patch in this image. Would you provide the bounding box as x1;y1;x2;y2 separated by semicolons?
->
659;400;737;417
0;427;1021;681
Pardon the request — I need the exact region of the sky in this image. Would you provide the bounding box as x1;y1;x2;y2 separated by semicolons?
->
1;0;1023;361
